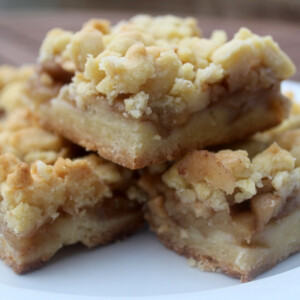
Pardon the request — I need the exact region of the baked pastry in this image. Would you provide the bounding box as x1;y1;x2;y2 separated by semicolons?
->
142;124;300;281
29;15;294;169
0;80;144;273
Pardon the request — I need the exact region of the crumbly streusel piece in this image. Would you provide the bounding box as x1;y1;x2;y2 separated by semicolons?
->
0;65;33;90
38;15;201;73
0;107;144;273
0;65;34;112
32;15;294;169
0;109;74;164
143;129;300;281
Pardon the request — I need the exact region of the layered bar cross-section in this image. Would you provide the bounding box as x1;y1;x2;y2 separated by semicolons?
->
29;15;295;169
143;123;300;281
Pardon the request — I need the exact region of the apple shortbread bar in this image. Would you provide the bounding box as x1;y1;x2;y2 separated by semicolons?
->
142;126;300;281
0;108;144;273
29;15;294;169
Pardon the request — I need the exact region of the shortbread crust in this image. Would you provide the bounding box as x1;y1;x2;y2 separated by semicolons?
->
30;15;294;169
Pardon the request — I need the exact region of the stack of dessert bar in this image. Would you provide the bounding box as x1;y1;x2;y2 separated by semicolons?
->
0;15;299;282
0;66;144;273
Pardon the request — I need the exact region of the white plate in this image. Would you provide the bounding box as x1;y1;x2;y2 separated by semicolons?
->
1;80;300;300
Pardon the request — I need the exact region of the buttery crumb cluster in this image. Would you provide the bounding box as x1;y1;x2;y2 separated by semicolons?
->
0;65;34;112
163;141;300;232
38;15;295;121
0;109;70;164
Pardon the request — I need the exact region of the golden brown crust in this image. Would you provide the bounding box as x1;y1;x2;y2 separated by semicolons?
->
37;116;150;170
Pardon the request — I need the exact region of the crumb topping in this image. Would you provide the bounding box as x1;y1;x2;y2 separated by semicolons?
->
118;15;201;41
0;109;71;164
0;65;33;90
0;150;140;238
0;153;113;237
162;142;300;226
0;65;34;112
38;15;295;122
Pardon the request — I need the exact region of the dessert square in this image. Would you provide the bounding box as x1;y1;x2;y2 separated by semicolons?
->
0;73;144;273
29;15;294;169
142;121;300;281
